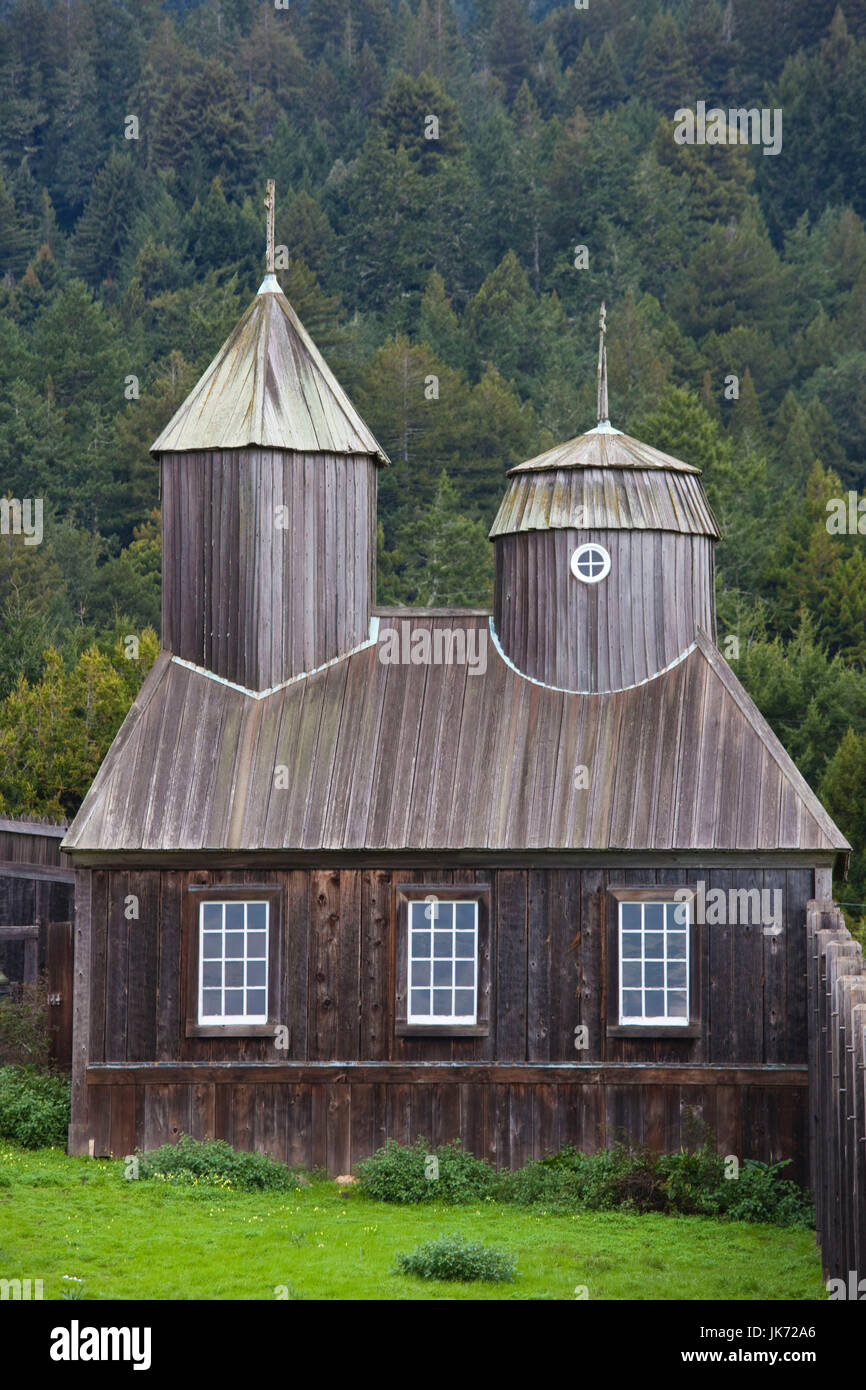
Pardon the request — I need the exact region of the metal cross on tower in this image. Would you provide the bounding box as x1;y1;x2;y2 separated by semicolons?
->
597;301;609;425
265;178;275;275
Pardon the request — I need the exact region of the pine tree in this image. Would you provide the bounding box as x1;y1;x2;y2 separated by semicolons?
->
330;129;428;322
672;206;792;339
186;177;242;272
460;365;544;521
149;56;254;199
354;333;471;522
392;470;494;607
820;726;866;915
0;174;31;279
533;35;564;119
565;40;597;115
418;270;467;369
637;12;694;110
485;0;535;103
376;69;465;171
68;153;142;288
594;35;626;109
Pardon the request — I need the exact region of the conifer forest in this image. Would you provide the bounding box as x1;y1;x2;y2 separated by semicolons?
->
0;0;865;921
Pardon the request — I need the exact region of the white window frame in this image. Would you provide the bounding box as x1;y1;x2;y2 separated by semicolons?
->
198;899;269;1026
618;898;690;1027
570;542;611;584
407;899;478;1025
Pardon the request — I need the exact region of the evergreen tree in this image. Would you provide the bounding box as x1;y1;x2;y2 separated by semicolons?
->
68;153;142;288
821;727;866;917
0;173;31;279
329;128;428;323
149;56;254;199
737;612;866;787
186;177;244;272
485;0;535;102
418;269;467;369
672;206;792;339
376;69;465;171
391;470;494;606
0;633;159;819
637;11;695;109
757;12;866;238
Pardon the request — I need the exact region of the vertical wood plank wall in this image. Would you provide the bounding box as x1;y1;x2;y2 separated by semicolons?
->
74;863;815;1178
161;450;377;688
494;531;716;691
807;901;866;1282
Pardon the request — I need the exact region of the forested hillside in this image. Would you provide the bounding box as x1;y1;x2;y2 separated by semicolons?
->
0;0;865;919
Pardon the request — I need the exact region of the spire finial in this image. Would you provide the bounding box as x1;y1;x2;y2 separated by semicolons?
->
597;300;609;425
265;178;275;275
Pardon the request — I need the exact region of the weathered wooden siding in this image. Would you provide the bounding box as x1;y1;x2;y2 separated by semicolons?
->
807;901;866;1282
74;862;816;1179
494;530;716;691
161;449;377;688
0;818;74;980
0;815;70;870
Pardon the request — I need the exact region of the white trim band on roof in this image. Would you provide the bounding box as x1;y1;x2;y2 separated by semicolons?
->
488;617;696;695
170;617;381;699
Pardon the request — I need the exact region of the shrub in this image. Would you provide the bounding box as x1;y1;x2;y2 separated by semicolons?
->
715;1159;814;1228
0;978;52;1068
394;1234;516;1283
356;1137;496;1203
496;1143;813;1226
136;1136;302;1191
497;1143;668;1214
658;1146;728;1215
0;1066;70;1147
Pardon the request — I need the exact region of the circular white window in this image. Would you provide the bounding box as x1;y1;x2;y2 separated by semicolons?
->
570;542;611;584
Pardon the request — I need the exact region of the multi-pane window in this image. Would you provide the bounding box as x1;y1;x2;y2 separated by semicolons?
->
618;900;689;1025
408;899;478;1024
199;900;269;1024
570;542;611;584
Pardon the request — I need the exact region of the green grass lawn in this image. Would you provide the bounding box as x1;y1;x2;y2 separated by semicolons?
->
0;1145;827;1301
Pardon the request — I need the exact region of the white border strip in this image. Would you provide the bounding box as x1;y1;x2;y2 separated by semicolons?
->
488;617;696;695
171;616;380;699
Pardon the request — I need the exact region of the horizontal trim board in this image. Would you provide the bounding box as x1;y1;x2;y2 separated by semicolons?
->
0;859;75;883
0;819;67;838
374;607;493;618
85;1063;808;1087
64;851;839;869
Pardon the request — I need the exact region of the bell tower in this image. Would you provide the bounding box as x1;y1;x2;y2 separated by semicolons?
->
490;305;721;693
151;180;388;691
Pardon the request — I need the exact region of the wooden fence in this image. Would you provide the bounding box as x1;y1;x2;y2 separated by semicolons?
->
0;815;75;1067
807;899;866;1287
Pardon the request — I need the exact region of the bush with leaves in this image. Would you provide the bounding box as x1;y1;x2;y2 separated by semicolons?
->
136;1135;302;1192
496;1143;668;1214
356;1136;496;1203
357;1137;812;1226
394;1234;516;1283
713;1158;813;1227
0;1066;70;1147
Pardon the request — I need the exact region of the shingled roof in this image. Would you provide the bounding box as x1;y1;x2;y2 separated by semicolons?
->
490;424;722;539
151;275;388;462
63;616;848;857
508;427;702;475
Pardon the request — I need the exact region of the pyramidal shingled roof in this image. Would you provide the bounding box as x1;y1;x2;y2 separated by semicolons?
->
151;275;388;462
490;422;721;540
508;424;701;475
